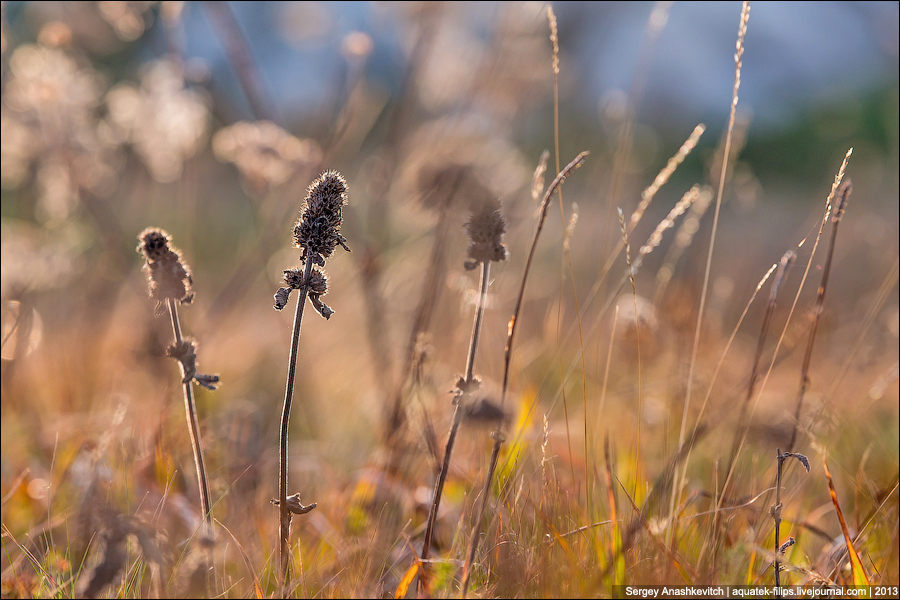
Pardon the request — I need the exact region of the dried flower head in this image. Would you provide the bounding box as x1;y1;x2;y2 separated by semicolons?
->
416;163;492;213
292;170;350;266
463;397;509;424
212;121;322;193
137;227;193;307
274;267;333;319
166;338;220;390
464;195;508;270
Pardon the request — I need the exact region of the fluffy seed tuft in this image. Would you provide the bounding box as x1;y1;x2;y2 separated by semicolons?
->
464;196;508;270
137;227;194;307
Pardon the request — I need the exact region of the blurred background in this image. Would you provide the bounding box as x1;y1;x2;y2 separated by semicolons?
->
1;1;898;596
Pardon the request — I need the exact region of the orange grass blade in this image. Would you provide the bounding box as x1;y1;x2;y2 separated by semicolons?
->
823;457;871;586
395;562;418;599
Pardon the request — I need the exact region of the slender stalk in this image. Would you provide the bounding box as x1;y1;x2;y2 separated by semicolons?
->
771;448;808;596
787;180;851;451
167;298;213;536
464;262;491;383
459;432;503;598
420;260;490;593
280;258;313;592
501;152;588;409
670;0;750;546
773;449;784;594
461;153;588;596
725;250;795;483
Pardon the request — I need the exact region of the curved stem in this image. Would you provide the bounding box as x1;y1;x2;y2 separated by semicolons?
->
280;258;313;592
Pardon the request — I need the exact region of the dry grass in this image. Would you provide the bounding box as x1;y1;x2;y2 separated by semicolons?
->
1;2;898;599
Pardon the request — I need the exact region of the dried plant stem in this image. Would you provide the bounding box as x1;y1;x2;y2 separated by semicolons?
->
618;208;643;497
549;6;591;520
723;150;852;499
787;180;851;451
501;152;588;409
459;431;503;598
726;250;795;479
203;0;277;123
465;262;491;383
771;449;810;594
279;258;314;591
166;298;213;536
458;153;587;597
669;0;750;546
419;260;491;593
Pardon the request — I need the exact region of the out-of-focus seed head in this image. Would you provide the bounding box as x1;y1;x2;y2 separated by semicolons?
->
137;227;193;306
417;163;479;212
292;170;350;265
464;397;509;425
464;196;508;270
166;338;220;390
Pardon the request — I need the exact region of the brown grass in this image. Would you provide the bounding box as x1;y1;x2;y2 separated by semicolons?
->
1;2;897;599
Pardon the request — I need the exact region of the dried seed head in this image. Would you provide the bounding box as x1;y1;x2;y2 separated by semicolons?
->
276;267;332;318
276;267;331;316
417;163;491;213
464;195;508;270
282;267;328;295
137;227;193;306
292;170;350;265
463;397;509;424
166;338;220;390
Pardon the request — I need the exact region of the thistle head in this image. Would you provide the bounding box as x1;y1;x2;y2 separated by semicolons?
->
464;195;508;270
292;170;350;266
137;227;194;307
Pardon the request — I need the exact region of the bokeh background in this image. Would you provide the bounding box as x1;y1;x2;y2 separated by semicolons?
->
1;1;898;597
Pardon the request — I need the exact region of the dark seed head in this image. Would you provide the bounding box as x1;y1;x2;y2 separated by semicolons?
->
292;170;350;265
282;267;328;295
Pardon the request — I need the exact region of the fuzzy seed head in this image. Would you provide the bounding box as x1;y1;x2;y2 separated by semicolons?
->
464;196;508;269
292;170;349;265
137;227;193;305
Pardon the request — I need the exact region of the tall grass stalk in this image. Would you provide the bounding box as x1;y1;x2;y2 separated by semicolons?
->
787;179;852;451
670;0;750;545
729;250;796;470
